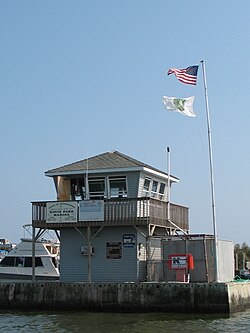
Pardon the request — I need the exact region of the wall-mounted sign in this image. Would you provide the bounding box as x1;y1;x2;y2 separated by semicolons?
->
46;201;78;223
79;200;104;221
171;256;187;269
167;254;194;270
123;234;136;248
106;242;122;259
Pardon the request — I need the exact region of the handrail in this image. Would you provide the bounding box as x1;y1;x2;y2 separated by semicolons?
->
31;198;189;231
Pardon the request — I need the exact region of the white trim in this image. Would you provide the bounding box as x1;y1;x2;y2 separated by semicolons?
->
45;166;179;183
143;167;179;183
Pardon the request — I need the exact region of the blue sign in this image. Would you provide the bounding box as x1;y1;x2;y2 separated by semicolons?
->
123;234;136;248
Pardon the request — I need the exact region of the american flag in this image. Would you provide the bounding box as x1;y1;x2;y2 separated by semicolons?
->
167;65;199;85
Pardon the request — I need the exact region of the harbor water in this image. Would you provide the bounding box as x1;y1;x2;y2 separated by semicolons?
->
1;310;250;333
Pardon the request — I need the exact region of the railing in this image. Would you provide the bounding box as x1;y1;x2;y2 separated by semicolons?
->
32;197;189;231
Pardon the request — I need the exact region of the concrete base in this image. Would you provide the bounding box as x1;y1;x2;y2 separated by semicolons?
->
0;281;250;313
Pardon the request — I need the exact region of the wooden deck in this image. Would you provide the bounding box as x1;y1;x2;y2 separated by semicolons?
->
32;197;189;231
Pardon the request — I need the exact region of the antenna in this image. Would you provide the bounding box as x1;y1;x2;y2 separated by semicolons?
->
86;148;89;199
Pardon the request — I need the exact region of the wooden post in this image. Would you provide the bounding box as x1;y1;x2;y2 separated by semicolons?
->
32;226;35;283
87;226;92;283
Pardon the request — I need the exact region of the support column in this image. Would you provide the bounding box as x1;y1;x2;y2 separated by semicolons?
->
32;225;36;283
87;226;92;283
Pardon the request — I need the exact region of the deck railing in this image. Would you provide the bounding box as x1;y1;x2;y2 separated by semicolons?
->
32;197;189;231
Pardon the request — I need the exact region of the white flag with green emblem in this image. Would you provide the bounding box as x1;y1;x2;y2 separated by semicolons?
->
162;96;196;117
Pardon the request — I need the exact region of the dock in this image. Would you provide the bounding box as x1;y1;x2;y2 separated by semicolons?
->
0;281;250;313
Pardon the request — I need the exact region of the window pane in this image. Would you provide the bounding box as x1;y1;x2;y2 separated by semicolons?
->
109;177;127;198
159;183;165;194
152;181;158;193
24;257;32;267
35;257;43;267
0;256;15;267
89;180;105;192
15;257;25;267
24;257;44;267
143;178;150;191
89;178;105;199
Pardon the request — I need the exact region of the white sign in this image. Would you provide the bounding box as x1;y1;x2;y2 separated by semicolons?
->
79;200;104;221
171;256;187;269
46;201;78;223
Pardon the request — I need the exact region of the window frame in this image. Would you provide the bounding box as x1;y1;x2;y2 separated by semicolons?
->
88;177;106;199
108;176;128;198
151;180;158;193
143;178;151;193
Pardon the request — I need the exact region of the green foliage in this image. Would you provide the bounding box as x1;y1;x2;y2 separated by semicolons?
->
234;242;250;270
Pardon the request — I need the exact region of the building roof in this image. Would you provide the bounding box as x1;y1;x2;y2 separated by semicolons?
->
45;150;179;182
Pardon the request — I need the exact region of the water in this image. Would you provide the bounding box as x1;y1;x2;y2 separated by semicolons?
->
1;310;250;333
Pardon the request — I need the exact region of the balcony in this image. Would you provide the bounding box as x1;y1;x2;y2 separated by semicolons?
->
32;197;189;232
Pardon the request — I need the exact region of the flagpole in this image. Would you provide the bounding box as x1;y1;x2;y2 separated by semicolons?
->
166;147;188;235
167;147;170;222
200;60;219;282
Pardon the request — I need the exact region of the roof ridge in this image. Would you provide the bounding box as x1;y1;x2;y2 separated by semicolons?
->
111;151;143;166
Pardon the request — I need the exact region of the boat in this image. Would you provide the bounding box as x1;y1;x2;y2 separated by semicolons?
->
0;238;60;280
0;238;15;262
0;250;8;262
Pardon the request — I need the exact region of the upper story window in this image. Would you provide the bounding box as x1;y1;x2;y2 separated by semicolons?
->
109;176;127;198
143;178;151;192
71;176;128;200
159;182;165;195
151;180;158;193
71;178;85;200
142;177;167;201
88;177;105;199
151;180;158;198
159;182;166;199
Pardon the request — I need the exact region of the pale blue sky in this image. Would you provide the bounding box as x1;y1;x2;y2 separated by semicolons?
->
0;1;249;244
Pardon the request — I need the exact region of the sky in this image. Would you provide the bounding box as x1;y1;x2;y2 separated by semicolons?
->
0;0;249;245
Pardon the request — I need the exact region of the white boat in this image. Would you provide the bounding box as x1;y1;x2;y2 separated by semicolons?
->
0;238;60;280
0;250;8;262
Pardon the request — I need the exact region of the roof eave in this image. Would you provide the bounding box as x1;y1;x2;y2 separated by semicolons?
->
45;166;144;177
45;166;179;183
143;167;179;183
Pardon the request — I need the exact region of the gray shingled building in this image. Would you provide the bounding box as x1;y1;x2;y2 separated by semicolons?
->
32;150;189;282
